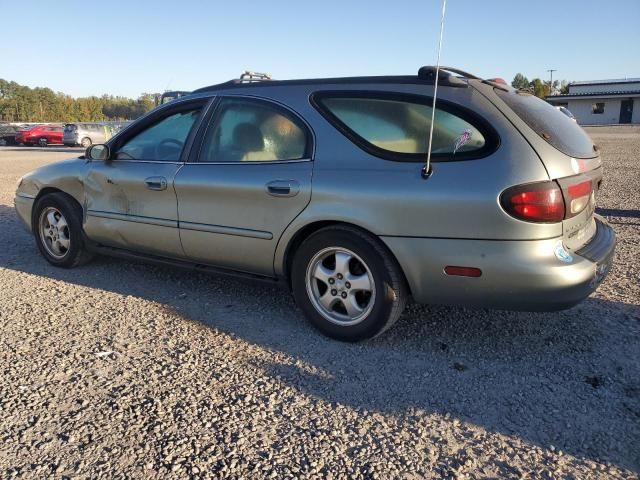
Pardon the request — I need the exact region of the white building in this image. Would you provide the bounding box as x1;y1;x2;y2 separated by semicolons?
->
547;78;640;125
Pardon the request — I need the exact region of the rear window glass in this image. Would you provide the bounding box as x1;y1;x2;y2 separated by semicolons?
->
314;93;496;161
496;89;596;158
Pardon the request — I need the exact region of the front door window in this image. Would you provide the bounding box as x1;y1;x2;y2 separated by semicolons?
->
116;108;202;161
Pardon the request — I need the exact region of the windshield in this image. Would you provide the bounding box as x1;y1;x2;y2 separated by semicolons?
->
496;89;596;158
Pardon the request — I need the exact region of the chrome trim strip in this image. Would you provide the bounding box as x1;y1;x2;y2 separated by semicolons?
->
16;192;36;199
87;210;177;228
107;160;183;165
184;158;312;165
179;220;273;240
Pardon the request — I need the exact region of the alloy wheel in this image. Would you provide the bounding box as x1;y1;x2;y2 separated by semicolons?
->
39;207;71;258
305;247;376;326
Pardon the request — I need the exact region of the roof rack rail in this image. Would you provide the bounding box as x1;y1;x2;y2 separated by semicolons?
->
418;66;474;87
239;70;272;83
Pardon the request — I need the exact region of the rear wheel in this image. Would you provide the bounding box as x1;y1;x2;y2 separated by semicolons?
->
38;137;48;147
291;225;407;341
33;193;93;268
80;137;92;148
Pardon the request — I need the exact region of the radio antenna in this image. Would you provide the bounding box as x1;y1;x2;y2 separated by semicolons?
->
422;0;447;179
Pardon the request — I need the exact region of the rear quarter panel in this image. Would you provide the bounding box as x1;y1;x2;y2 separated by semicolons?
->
233;83;559;276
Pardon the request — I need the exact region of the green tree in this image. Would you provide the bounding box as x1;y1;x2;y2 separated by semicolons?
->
529;78;550;98
511;73;530;90
0;78;160;122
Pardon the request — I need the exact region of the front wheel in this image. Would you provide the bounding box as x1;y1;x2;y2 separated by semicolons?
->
291;225;407;342
38;137;48;147
33;192;93;268
80;137;92;148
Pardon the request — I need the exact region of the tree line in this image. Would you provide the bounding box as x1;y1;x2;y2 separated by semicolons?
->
510;73;571;98
0;78;160;123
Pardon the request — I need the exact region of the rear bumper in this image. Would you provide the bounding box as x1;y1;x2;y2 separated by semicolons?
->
381;215;615;311
63;135;79;146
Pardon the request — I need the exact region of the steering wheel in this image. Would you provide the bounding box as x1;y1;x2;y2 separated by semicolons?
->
156;138;183;161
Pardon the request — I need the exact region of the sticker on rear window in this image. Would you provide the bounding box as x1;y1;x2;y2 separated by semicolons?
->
453;128;472;155
554;241;573;263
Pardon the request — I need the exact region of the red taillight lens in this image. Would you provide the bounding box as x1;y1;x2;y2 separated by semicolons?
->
567;180;592;198
501;181;565;223
565;179;593;217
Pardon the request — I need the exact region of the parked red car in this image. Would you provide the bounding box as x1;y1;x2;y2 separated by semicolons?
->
15;125;64;146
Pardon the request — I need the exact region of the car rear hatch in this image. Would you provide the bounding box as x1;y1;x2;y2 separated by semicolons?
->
471;81;605;253
63;124;78;138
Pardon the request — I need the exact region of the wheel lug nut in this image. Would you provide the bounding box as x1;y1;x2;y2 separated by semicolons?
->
331;289;337;296
328;278;335;284
337;273;343;280
341;292;347;299
345;282;351;289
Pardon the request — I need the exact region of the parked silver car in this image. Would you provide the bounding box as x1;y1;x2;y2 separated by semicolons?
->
14;67;615;341
63;123;113;148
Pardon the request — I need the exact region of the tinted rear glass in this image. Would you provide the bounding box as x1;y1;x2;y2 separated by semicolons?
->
496;89;596;158
314;92;498;162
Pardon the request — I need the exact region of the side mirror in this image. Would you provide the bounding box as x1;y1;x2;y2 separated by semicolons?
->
86;144;110;161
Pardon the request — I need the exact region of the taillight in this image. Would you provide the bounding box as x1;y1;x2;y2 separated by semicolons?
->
565;179;593;217
500;181;565;223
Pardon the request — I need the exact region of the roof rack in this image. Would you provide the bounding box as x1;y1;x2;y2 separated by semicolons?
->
193;66;478;93
239;70;272;83
418;66;478;87
418;66;480;80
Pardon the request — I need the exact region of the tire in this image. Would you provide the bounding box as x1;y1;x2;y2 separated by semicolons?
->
32;192;94;268
291;225;407;342
80;137;92;148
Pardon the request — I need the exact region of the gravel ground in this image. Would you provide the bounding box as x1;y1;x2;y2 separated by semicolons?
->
0;129;638;479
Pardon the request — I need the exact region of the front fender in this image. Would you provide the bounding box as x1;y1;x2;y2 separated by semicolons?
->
17;157;90;208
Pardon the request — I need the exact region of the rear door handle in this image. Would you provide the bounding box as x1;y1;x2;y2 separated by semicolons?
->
266;180;300;197
145;176;167;191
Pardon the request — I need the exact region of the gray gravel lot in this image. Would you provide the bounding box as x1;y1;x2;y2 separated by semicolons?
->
0;128;639;479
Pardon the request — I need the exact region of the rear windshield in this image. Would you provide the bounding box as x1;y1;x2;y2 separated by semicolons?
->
496;89;596;158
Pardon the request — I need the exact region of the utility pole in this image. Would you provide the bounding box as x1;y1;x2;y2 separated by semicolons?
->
547;69;557;95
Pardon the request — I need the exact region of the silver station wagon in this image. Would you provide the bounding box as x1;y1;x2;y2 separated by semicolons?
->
14;67;616;341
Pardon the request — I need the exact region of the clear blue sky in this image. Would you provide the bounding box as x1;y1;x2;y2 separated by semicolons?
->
2;0;639;98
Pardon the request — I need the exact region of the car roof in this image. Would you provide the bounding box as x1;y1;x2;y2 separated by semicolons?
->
193;66;474;95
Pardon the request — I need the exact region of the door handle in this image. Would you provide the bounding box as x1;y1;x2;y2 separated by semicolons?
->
145;176;167;191
266;180;300;197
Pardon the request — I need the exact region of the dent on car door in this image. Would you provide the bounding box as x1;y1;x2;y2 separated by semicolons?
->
83;103;205;258
174;96;313;276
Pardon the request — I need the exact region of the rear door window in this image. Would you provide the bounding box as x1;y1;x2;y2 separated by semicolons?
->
199;97;310;163
496;89;596;158
313;92;497;161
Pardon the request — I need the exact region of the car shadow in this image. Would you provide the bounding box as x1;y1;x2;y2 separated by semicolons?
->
596;207;640;219
1;204;638;472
